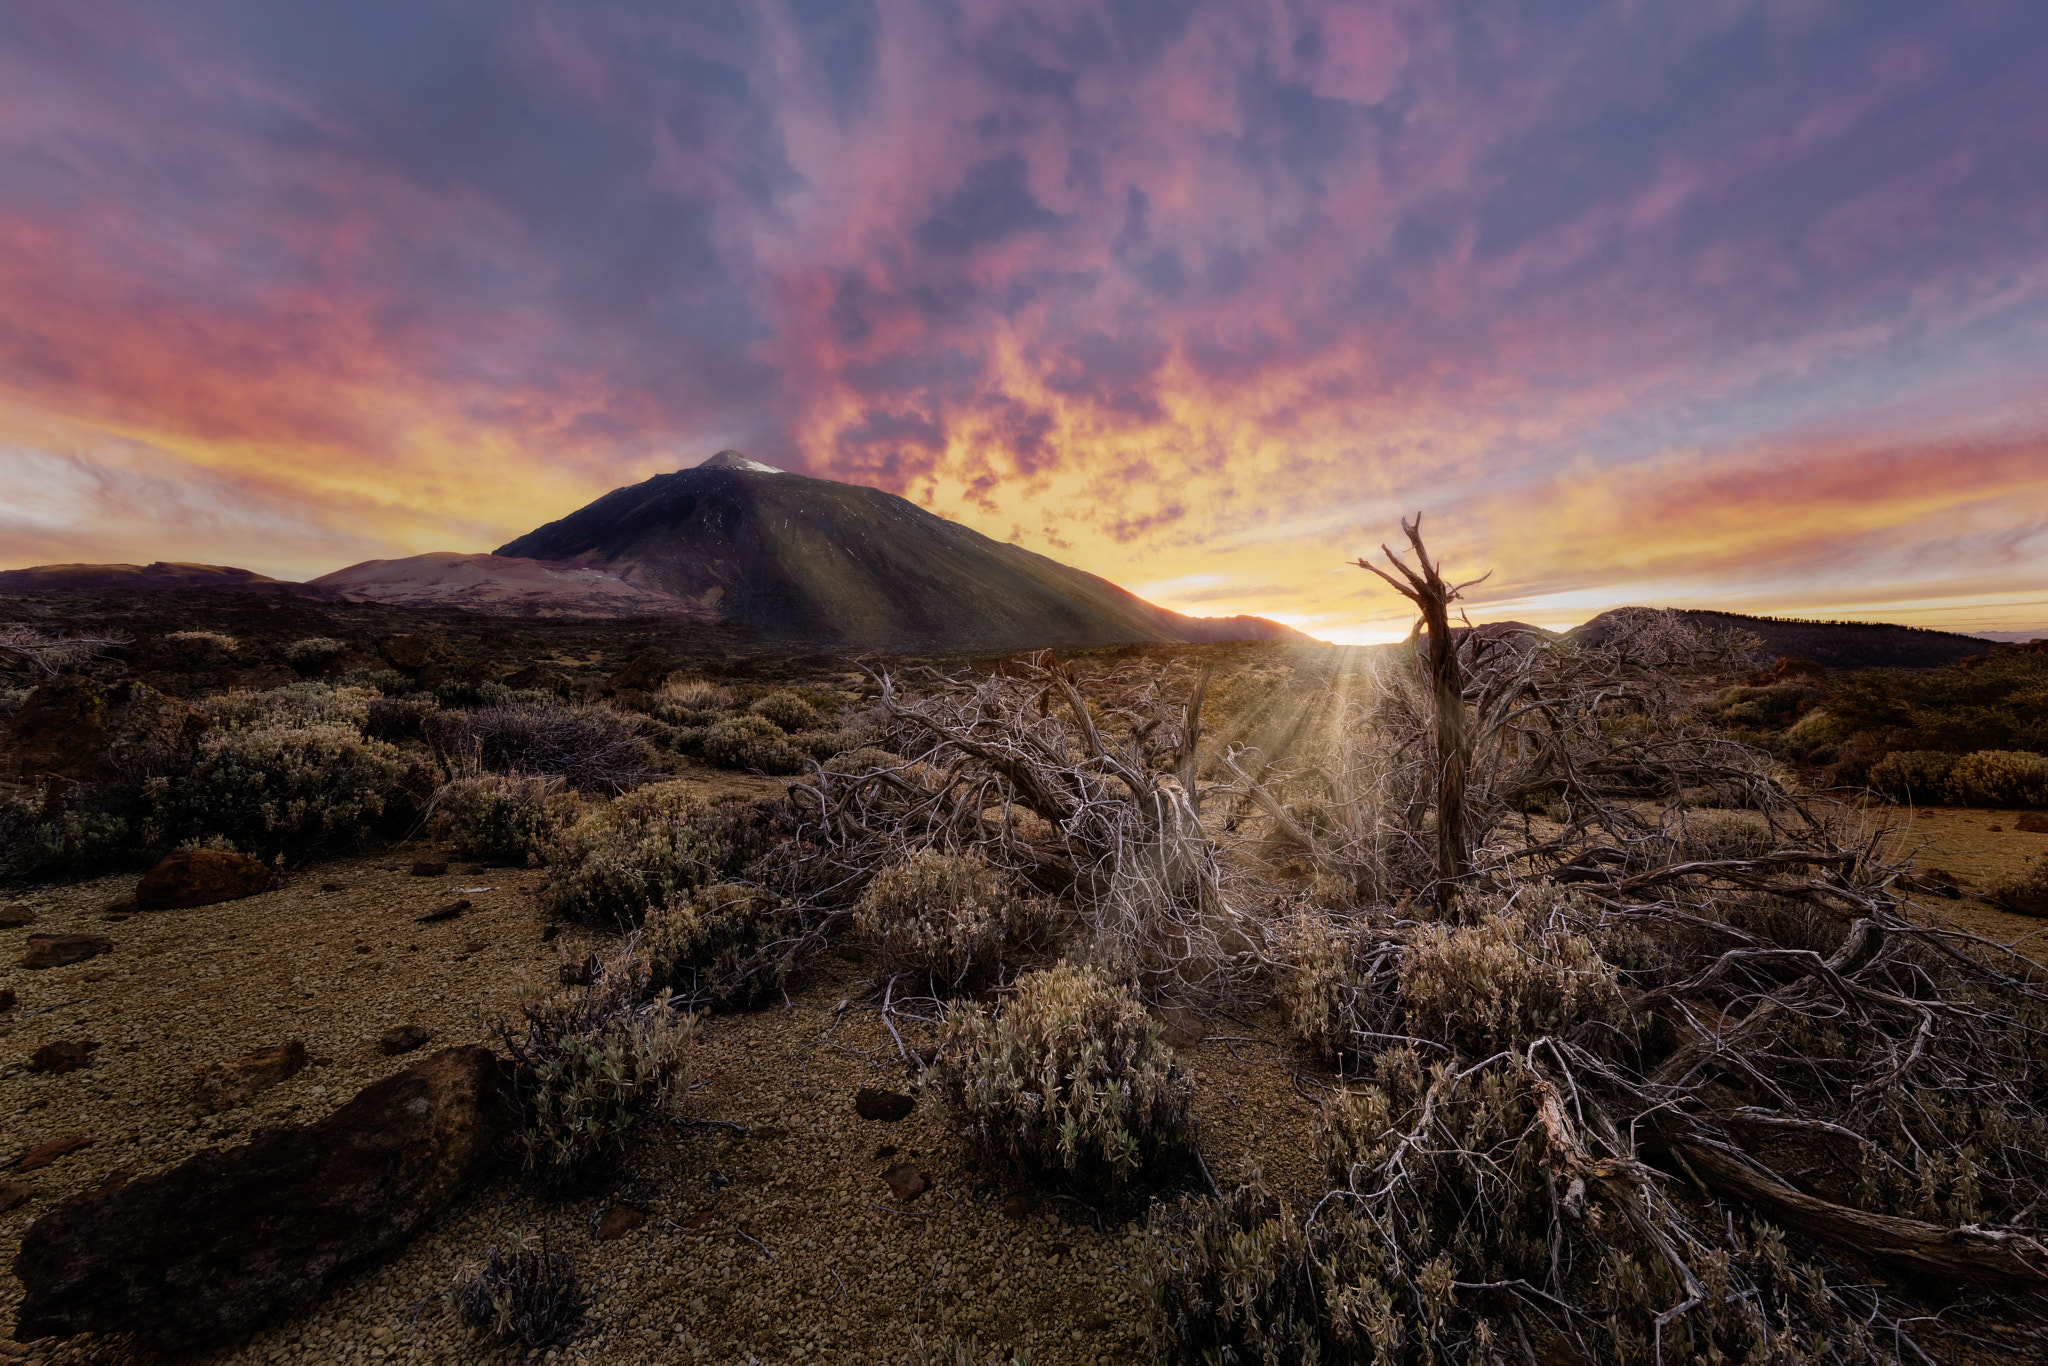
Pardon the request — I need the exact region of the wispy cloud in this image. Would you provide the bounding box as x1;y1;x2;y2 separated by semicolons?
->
2;0;2044;630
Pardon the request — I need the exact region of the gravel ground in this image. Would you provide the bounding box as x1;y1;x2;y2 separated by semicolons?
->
0;832;1322;1366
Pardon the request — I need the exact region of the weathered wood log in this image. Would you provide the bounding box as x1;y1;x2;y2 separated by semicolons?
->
1670;1141;2048;1288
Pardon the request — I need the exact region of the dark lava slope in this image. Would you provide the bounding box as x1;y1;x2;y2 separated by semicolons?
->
1570;608;1986;669
495;455;1301;650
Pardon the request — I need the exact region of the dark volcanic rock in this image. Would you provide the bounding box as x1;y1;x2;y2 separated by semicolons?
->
0;677;205;784
379;1024;431;1056
0;903;36;927
193;1041;306;1113
135;849;273;910
15;1136;93;1172
13;1044;512;1347
17;934;112;970
28;1041;97;1076
854;1088;915;1122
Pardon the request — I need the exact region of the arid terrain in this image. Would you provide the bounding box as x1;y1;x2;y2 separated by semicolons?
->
4;578;2047;1366
5;791;2042;1366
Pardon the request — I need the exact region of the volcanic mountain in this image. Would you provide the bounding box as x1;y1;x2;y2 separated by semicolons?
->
481;451;1303;649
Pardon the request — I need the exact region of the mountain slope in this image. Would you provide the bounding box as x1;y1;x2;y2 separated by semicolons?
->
1568;608;1986;669
0;562;341;599
311;552;711;618
494;454;1304;649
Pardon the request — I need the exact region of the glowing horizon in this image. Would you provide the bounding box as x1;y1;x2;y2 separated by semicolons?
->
2;2;2044;640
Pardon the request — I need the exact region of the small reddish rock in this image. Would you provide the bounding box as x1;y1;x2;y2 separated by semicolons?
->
0;988;16;1012
414;898;468;923
16;1135;93;1172
681;1210;716;1230
0;903;36;927
2018;813;2048;834
409;861;448;878
1002;1193;1035;1220
854;1088;915;1122
28;1041;97;1076
193;1041;307;1113
135;848;272;910
880;1163;928;1202
17;933;112;970
0;1181;33;1211
379;1025;431;1056
594;1205;646;1241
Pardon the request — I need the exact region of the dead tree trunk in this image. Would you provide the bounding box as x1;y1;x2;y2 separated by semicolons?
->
1356;514;1489;916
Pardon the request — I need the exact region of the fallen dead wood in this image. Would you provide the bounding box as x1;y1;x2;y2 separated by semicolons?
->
1668;1139;2048;1288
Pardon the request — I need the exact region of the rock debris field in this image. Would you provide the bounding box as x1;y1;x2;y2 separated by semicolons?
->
0;814;1326;1366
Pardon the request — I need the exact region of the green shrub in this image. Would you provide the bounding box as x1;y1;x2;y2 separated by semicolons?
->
644;882;827;1008
495;954;695;1190
1868;749;1957;801
364;691;439;742
1825;653;2048;755
161;721;425;861
283;637;344;670
821;745;903;775
648;678;735;726
1399;890;1625;1055
436;773;578;864
700;713;803;773
201;681;374;732
936;960;1194;1197
538;782;755;926
1143;1166;1353;1366
1673;809;1778;860
457;1234;585;1349
908;1333;1031;1366
854;850;1050;988
749;690;821;732
1946;750;2048;807
1277;910;1368;1063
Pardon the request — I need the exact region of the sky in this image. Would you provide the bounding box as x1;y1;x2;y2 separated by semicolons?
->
2;1;2045;643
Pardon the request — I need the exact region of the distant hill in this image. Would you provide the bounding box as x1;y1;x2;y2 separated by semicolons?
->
311;552;712;619
1568;608;1986;669
0;562;340;599
493;452;1307;650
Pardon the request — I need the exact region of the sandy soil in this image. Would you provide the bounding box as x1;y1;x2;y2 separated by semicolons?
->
1866;804;2048;946
0;789;1322;1366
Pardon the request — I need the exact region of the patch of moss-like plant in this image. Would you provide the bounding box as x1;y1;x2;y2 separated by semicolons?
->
936;960;1194;1198
855;849;1052;989
538;783;772;926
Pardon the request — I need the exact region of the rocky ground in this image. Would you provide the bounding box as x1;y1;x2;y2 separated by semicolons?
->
1;786;2042;1366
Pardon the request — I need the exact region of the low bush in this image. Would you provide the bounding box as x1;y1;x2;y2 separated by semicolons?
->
645;881;829;1008
493;953;695;1191
936;960;1194;1197
283;637;344;670
161;721;427;861
363;692;439;743
648;678;736;726
1706;680;1820;730
435;773;578;864
201;681;374;732
1276;910;1369;1064
1399;890;1627;1055
854;850;1051;989
1867;749;1956;801
538;784;774;926
1672;809;1779;860
1986;854;2048;917
750;689;821;732
457;1233;585;1349
699;713;804;773
1946;750;2048;807
453;700;656;794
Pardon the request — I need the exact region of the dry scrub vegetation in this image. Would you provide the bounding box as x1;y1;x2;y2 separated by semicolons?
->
5;523;2048;1363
